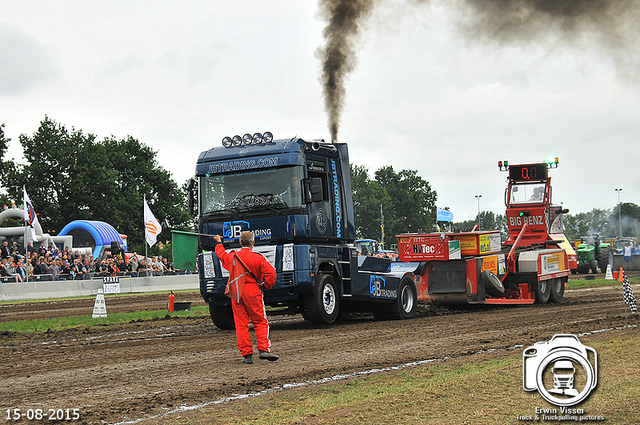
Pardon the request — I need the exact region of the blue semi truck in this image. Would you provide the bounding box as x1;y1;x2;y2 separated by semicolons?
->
189;133;418;328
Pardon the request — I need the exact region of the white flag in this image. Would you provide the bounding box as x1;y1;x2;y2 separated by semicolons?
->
144;197;162;247
23;186;39;241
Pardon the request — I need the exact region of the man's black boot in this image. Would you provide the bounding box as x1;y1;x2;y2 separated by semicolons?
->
259;350;279;361
242;355;253;364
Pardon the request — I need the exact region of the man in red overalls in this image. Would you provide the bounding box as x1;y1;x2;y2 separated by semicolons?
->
213;231;279;364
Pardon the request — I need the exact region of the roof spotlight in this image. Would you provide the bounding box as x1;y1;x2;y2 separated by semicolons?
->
232;135;242;147
253;132;263;144
243;133;253;145
263;131;273;143
222;136;233;148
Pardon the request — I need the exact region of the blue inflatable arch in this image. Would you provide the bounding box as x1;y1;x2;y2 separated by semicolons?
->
58;220;127;259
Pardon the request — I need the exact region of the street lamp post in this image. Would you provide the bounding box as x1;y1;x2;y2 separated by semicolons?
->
615;188;623;237
475;194;482;230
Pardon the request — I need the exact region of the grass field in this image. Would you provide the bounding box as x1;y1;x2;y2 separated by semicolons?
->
567;275;638;290
0;305;209;333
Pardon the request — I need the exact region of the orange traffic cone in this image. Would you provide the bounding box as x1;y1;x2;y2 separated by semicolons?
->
619;267;624;283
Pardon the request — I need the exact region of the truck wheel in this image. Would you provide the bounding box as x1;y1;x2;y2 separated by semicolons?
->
597;246;612;274
481;270;505;298
589;259;599;274
209;303;235;329
577;264;589;274
535;279;551;304
396;276;417;319
549;278;565;303
305;274;340;324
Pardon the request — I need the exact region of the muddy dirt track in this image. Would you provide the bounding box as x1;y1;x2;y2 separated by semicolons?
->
1;281;639;425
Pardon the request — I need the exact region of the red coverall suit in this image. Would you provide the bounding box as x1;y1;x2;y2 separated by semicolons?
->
215;243;277;357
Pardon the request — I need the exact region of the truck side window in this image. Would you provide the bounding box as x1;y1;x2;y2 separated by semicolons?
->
304;173;327;203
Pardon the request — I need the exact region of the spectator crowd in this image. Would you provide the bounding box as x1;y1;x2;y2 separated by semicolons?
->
1;239;185;283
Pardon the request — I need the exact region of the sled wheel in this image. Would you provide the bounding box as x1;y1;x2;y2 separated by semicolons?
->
482;270;505;298
535;279;551;304
549;278;565;303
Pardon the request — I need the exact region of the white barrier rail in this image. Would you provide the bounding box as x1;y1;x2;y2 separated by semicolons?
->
0;274;199;302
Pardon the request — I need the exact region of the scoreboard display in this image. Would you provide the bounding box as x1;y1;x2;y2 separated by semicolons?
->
509;164;547;181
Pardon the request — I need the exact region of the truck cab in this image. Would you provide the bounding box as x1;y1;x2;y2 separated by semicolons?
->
192;134;417;328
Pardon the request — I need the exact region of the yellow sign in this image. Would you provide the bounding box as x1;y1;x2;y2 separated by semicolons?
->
479;234;492;254
481;255;498;275
457;235;478;253
541;252;567;274
548;253;562;266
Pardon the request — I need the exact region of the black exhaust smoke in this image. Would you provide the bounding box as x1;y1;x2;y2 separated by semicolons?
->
317;0;376;142
317;0;640;140
452;0;639;47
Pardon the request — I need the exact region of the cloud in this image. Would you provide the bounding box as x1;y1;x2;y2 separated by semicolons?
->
0;23;61;96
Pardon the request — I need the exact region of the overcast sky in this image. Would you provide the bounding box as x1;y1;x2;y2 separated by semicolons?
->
2;0;639;222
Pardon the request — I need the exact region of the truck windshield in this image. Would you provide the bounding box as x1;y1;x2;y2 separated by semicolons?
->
355;240;379;256
199;166;305;214
509;182;545;204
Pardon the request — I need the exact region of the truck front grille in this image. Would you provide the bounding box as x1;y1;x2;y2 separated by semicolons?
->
279;272;294;286
205;280;218;293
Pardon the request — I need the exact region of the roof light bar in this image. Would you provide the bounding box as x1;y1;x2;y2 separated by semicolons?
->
498;160;509;171
221;132;274;148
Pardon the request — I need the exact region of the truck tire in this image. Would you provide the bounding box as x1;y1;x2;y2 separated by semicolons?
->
373;276;418;320
597;246;612;274
577;263;590;274
535;279;551;304
481;270;505;298
589;259;599;274
396;276;417;319
549;278;565;303
209;303;235;330
305;274;340;324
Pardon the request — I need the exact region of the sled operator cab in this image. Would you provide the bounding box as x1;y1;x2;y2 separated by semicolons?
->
499;158;577;273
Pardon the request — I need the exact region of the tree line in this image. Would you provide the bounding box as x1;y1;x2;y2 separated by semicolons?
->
351;166;640;246
0;118;191;255
2;117;639;255
448;206;640;243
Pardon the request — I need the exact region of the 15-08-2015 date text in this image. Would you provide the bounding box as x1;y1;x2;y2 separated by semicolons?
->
6;408;80;421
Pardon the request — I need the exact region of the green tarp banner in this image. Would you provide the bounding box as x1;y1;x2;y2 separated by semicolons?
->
171;230;199;271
